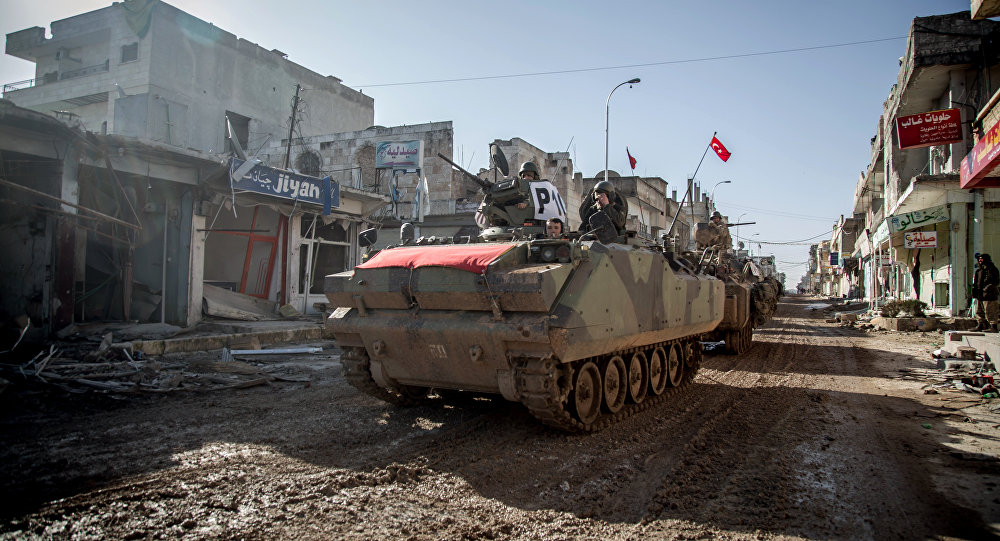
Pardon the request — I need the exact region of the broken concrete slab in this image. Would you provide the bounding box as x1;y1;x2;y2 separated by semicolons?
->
871;316;939;332
202;284;278;321
942;331;1000;364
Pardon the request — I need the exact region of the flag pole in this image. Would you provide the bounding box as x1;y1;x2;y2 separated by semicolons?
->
627;147;647;237
666;131;716;238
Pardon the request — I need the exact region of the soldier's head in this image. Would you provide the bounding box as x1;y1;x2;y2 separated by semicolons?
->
519;161;540;180
981;253;992;265
400;222;415;242
711;210;723;224
546;217;564;238
594;180;614;206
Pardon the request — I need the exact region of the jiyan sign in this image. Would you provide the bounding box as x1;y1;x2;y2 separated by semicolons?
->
903;230;937;249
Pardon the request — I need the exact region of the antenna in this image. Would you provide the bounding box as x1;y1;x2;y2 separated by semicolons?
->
565;136;574;153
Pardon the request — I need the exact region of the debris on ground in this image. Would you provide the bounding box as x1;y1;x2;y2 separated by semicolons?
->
0;333;319;394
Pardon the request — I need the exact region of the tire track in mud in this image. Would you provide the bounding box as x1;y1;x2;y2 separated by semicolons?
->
635;301;820;531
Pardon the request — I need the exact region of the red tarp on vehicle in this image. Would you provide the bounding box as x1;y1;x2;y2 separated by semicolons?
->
356;243;517;274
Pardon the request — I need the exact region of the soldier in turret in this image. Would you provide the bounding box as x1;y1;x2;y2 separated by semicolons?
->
514;162;539;210
707;211;732;251
579;180;628;234
400;222;415;245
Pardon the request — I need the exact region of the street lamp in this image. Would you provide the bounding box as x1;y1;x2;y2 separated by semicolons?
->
751;233;760;256
708;180;731;220
736;212;747;248
605;78;641;188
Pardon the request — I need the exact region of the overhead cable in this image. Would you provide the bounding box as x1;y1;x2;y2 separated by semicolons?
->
354;37;905;88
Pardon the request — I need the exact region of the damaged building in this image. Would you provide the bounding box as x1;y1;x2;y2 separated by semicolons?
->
1;1;709;343
1;1;385;339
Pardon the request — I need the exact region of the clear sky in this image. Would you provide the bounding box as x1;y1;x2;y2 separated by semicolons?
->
0;0;975;286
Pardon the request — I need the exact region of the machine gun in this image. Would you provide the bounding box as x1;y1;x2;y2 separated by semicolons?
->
437;145;544;231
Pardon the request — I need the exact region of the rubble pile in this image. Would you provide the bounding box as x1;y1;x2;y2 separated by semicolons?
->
0;333;312;395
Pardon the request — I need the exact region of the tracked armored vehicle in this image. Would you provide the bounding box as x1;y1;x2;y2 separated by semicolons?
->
688;225;782;354
325;146;727;431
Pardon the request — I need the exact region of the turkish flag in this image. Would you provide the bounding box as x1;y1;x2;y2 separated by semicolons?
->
710;136;731;162
627;147;637;170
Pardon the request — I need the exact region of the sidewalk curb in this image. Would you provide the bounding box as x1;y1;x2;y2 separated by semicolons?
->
115;326;331;355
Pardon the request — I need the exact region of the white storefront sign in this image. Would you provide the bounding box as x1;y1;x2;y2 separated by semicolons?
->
903;230;937;248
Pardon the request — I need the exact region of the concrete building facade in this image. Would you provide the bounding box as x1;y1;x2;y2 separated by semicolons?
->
1;2;387;332
4;1;373;153
812;11;1000;314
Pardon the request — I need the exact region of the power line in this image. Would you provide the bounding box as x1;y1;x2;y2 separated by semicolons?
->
354;37;905;88
723;202;840;223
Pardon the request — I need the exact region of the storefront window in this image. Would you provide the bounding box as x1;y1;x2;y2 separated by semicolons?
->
299;216;351;294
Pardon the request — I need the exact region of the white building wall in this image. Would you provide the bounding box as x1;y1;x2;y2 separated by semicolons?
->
5;3;374;153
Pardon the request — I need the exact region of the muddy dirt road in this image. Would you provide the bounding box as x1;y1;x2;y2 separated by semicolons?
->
2;296;999;540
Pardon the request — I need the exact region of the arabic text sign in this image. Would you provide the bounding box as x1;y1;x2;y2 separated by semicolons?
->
961;116;1000;188
376;140;422;168
903;230;937;249
887;204;948;233
896;108;962;150
229;158;339;208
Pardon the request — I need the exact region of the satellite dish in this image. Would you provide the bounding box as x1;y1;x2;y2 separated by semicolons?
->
490;143;509;177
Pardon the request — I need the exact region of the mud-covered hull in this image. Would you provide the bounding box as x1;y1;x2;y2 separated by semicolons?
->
325;238;723;429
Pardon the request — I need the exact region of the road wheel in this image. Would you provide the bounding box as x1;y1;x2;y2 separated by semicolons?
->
726;324;752;355
627;351;649;404
648;347;668;396
572;361;602;425
602;355;627;413
743;325;754;352
666;344;684;387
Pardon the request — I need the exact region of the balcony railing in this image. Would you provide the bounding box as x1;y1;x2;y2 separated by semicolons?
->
60;60;109;80
2;78;37;96
2;59;109;97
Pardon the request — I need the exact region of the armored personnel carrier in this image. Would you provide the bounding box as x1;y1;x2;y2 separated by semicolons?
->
325;146;728;431
688;225;782;354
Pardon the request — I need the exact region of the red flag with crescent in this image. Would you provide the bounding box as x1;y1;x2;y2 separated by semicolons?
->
710;136;731;162
627;147;637;170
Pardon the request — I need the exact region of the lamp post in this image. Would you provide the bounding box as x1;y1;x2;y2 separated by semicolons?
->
736;212;747;248
605;78;641;188
708;180;731;220
751;233;760;257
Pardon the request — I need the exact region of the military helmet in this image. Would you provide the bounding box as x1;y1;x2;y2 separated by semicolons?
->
711;211;723;219
594;180;615;195
400;222;415;241
519;161;540;178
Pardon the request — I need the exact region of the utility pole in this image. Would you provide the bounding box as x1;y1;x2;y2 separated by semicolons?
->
283;83;301;170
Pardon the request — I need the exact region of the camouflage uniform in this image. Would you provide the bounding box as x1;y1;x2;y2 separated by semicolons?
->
707;219;732;251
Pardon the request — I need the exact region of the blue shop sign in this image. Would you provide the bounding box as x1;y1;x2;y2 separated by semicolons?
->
229;158;339;210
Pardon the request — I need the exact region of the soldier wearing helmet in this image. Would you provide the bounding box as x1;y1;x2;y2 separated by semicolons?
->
512;161;540;210
707;210;732;251
399;222;415;245
518;161;540;180
579;179;628;235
